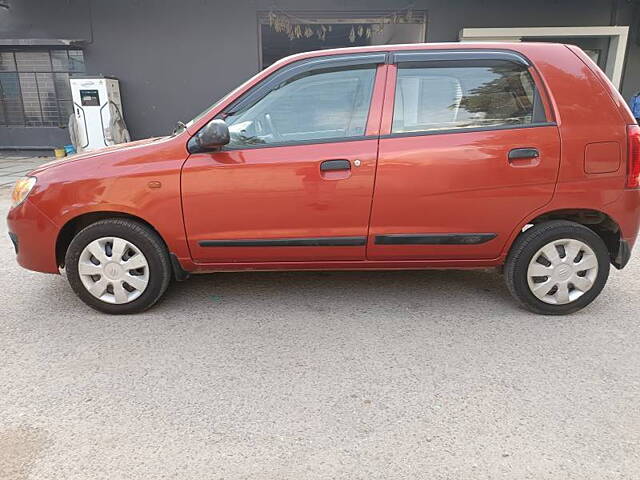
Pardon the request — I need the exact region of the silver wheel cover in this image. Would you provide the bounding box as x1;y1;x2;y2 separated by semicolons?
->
527;238;599;305
78;237;150;304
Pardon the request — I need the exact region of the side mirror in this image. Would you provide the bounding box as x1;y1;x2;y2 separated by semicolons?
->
188;119;230;153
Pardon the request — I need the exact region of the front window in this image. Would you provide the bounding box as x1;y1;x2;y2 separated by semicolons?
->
0;48;85;127
223;65;376;148
392;61;539;134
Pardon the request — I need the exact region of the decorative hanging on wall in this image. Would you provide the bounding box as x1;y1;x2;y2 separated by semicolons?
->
266;6;418;42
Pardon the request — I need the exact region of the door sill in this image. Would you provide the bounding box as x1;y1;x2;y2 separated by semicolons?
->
184;257;503;273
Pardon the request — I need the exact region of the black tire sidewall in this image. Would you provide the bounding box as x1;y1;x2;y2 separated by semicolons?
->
507;222;611;315
65;220;170;314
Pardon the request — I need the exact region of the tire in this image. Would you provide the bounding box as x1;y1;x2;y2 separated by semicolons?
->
65;218;172;314
505;220;610;315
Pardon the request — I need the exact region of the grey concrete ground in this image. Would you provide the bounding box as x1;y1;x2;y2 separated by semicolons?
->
0;156;52;188
1;186;640;479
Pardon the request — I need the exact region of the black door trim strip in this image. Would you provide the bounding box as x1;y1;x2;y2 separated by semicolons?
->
199;236;367;247
390;49;531;66
375;233;497;245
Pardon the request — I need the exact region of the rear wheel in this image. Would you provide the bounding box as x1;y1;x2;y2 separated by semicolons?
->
505;220;610;315
65;219;171;314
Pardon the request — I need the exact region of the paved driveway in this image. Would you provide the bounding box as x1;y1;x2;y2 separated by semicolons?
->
1;189;640;479
0;156;51;188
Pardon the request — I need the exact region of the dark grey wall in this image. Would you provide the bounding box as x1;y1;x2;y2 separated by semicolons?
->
86;0;262;139
623;2;640;99
0;0;89;39
1;0;638;147
0;126;69;149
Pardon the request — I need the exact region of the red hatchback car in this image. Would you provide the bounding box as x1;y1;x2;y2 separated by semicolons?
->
7;42;640;315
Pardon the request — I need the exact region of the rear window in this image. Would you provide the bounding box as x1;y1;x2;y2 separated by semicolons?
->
392;61;544;134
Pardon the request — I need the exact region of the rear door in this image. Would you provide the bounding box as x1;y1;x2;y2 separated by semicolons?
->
368;50;561;260
182;54;387;263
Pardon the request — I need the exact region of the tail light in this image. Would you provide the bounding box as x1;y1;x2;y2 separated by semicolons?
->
627;124;640;189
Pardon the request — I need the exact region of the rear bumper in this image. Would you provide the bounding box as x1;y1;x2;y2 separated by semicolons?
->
6;199;60;274
604;189;640;269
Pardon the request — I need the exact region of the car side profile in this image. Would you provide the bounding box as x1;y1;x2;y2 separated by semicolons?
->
7;42;640;315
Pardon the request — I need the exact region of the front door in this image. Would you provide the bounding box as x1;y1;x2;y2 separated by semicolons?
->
368;50;561;260
182;57;386;263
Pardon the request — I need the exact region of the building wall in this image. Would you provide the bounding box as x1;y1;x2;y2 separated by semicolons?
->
0;0;637;147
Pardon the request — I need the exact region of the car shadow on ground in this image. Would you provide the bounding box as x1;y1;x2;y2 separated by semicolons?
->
30;268;525;319
155;268;519;316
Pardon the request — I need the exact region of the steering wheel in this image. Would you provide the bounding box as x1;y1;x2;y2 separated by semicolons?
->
263;113;282;142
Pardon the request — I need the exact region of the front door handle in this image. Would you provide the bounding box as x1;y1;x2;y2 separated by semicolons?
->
320;159;351;172
508;148;539;161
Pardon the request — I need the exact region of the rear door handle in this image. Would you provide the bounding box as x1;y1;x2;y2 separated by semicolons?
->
508;148;539;161
320;159;351;171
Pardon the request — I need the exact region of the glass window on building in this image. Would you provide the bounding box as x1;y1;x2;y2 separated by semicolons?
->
0;49;85;127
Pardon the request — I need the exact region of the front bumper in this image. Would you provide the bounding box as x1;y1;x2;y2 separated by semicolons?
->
8;231;18;254
6;199;60;274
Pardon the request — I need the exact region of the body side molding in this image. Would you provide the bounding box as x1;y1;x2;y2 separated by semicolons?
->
375;233;497;245
199;236;367;247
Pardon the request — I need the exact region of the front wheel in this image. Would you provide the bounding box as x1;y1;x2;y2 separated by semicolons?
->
505;220;610;315
65;219;172;314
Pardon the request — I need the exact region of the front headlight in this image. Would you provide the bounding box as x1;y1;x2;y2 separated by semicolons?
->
11;176;36;208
